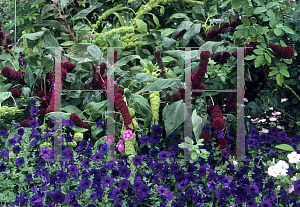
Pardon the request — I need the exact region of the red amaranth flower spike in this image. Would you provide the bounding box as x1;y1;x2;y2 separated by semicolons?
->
225;92;237;113
115;92;135;133
154;50;167;79
114;50;118;64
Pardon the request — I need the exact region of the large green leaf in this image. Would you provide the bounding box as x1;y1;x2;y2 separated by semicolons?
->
254;55;264;68
44;112;72;121
173;21;193;38
0;92;12;104
167;13;190;24
274;144;295;151
41;54;54;73
114;55;141;68
42;28;59;47
163;100;187;137
85;101;107;118
41;4;54;19
127;94;152;127
208;5;217;18
71;5;100;21
62;105;87;121
136;73;156;82
232;0;240;10
136;19;147;33
20;31;44;41
91;124;103;140
87;44;103;63
253;7;267;14
136;78;181;93
24;66;35;89
21;87;30;103
276;73;284;87
182;24;202;47
192;110;207;143
162;37;176;49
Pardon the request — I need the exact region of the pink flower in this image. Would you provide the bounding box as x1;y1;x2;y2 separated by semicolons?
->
123;129;133;141
105;135;114;143
117;140;124;152
289;185;294;193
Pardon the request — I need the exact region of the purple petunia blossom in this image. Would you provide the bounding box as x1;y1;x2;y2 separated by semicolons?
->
30;100;36;106
214;130;224;138
202;124;211;133
29;119;39;128
29;107;39;116
101;175;114;188
67;119;74;128
16;157;25;167
51;191;65;204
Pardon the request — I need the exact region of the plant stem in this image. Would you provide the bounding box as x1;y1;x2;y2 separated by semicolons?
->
274;106;296;121
283;82;300;103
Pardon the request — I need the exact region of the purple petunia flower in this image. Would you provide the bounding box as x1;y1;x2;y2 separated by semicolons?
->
51;191;65;204
8;138;17;146
29;119;39;128
30;100;36;106
159;151;170;161
16;157;25;167
82;158;90;169
101;175;114;188
214;130;224;138
178;180;188;189
67;119;74;128
29;107;39;116
222;150;230;159
79;140;88;149
13;145;21;154
202;124;211;133
132;155;143;166
119;179;129;190
137;184;150;199
0;129;8;138
269;126;279;135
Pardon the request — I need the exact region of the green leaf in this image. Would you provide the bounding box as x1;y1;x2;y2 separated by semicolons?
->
276;73;284;87
192;110;207;142
254;55;264;68
71;5;99;21
178;142;193;151
281;26;295;34
253;49;264;55
274;28;282;36
41;4;54;19
91;124;103;140
248;101;258;109
232;0;240;10
21;87;30;103
241;0;249;11
279;69;290;77
20;31;44;41
161;28;175;39
115;55;141;68
136;19;147;33
167;13;190;24
72;125;89;133
248;26;256;37
220;0;231;8
208;5;217;18
182;24;202;47
113;12;124;26
62;105;87;120
136;78;181;93
274;144;295;151
87;44;103;62
162;37;176;49
136;73;156;82
24;66;35;89
267;10;276;28
85;101;107;118
163;100;187;137
60;0;70;12
264;53;271;64
60;41;75;46
253;7;267;14
266;2;280;9
42;28;59;47
147;13;160;29
245;54;256;60
268;70;279;77
0;92;12;104
241;16;251;26
127;94;152;127
44;112;72;121
41;54;54;73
